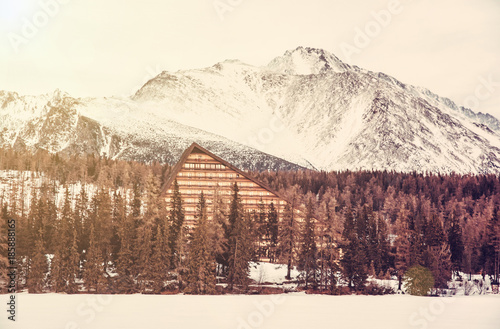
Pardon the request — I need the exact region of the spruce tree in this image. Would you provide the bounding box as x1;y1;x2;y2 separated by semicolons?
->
68;227;80;293
136;220;153;292
0;205;9;292
211;186;229;276
94;189;113;273
256;199;268;260
83;224;105;293
340;208;367;291
319;200;340;293
447;217;464;274
29;231;48;293
267;202;279;263
394;204;412;290
116;212;137;293
278;188;301;280
168;179;185;269
298;198;318;289
227;183;252;291
186;193;216;294
150;217;170;293
51;188;75;292
75;187;89;255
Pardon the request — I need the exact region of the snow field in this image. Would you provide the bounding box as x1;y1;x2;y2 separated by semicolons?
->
1;293;499;329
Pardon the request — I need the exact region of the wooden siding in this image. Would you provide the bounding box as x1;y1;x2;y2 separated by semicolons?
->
162;143;291;227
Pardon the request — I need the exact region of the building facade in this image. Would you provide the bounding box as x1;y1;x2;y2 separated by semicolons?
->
161;143;291;227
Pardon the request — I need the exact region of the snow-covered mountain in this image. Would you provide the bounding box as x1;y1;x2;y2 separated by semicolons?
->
2;46;500;174
0;90;303;171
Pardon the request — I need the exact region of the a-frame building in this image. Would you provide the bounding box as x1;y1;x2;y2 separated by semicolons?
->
161;142;292;227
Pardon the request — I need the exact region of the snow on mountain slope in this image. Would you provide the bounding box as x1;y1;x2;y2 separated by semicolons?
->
0;90;304;171
2;46;500;174
266;46;351;75
132;47;500;174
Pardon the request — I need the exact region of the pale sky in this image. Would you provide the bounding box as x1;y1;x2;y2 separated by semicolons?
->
1;0;499;118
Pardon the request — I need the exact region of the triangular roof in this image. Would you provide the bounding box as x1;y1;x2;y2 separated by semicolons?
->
160;142;288;201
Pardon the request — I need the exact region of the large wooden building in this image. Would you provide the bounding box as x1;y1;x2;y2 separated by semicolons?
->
161;142;293;227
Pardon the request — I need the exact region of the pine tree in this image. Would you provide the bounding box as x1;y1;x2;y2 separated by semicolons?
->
185;193;216;294
298;198;318;289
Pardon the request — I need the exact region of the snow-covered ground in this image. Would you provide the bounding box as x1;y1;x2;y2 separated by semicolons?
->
249;262;300;284
1;293;499;329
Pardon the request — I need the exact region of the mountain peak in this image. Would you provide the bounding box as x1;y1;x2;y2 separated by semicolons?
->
266;46;349;75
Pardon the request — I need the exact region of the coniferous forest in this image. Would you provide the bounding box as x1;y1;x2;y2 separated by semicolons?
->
0;147;499;294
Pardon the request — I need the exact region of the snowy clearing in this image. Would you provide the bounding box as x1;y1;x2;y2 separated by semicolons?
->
1;293;499;329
